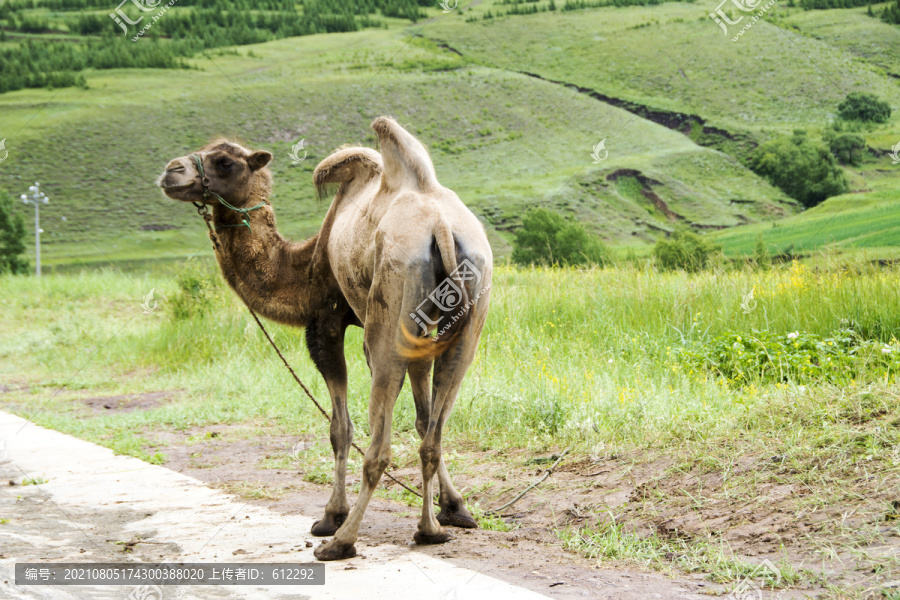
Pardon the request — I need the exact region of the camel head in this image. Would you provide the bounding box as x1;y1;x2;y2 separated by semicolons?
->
158;140;273;207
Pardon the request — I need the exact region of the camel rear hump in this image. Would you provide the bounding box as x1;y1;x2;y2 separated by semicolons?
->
371;116;439;194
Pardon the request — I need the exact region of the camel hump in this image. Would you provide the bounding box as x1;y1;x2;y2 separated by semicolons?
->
313;146;383;199
371;116;439;193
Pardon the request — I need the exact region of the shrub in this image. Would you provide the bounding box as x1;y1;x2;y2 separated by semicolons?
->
0;189;30;275
829;133;866;166
652;228;722;272
169;259;222;320
883;0;900;24
753;235;770;270
749;131;848;208
837;92;892;124
512;208;610;267
680;328;900;386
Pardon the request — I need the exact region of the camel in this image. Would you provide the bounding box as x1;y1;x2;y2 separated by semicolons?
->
157;116;493;560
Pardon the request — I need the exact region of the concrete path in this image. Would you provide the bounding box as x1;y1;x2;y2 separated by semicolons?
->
0;410;551;600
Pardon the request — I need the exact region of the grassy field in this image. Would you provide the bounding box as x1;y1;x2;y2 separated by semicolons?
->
717;180;900;256
2;259;900;594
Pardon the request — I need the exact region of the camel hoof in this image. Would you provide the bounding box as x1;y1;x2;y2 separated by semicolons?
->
437;507;478;529
313;540;357;561
311;513;346;537
414;529;454;545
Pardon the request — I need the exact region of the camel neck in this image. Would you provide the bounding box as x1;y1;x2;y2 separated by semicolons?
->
210;199;319;327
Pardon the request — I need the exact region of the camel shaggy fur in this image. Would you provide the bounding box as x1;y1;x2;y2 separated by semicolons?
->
158;116;492;560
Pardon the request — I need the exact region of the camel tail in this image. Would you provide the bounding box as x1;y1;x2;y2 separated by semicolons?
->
313;146;383;200
371;116;439;193
399;220;474;361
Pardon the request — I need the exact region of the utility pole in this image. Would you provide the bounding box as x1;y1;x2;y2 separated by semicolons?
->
20;182;48;278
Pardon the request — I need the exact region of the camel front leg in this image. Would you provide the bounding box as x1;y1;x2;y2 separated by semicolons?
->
311;377;352;536
313;363;405;561
306;317;353;537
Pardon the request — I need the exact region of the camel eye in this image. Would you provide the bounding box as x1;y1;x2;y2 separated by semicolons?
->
217;158;233;172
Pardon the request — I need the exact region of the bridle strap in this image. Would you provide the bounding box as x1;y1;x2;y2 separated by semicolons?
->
190;153;266;234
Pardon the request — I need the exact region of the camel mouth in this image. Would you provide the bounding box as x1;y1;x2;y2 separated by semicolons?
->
157;170;200;201
159;182;201;203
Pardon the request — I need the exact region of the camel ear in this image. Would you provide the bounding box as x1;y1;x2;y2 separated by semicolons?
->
248;150;273;171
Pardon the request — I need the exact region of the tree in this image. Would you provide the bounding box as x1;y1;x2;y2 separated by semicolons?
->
829;132;867;166
653;227;721;272
882;0;900;24
837;92;892;124
0;188;30;275
512;208;610;267
750;131;849;208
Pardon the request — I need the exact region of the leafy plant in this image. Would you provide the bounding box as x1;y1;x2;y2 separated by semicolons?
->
837;92;892;124
749;131;848;208
169;259;222;320
828;132;866;166
680;328;900;386
512;208;610;267
0;188;29;275
652;227;722;272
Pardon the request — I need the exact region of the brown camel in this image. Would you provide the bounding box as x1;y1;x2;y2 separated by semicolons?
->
158;116;492;560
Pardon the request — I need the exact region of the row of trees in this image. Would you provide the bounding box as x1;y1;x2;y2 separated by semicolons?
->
881;0;900;23
0;0;432;93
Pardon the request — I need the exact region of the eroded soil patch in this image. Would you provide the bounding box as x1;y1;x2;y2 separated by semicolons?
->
78;391;178;415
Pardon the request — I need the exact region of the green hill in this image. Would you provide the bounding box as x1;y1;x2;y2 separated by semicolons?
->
0;0;898;268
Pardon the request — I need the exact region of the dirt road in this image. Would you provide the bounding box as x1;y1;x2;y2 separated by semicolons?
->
0;410;723;599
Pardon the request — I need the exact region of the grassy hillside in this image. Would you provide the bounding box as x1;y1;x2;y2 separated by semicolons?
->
0;26;797;267
424;1;900;135
0;0;898;267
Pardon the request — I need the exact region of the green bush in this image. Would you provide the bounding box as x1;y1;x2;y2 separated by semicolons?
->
652;228;721;272
0;189;29;275
512;208;610;267
680;328;900;386
753;235;770;270
883;0;900;24
829;133;867;166
837;92;892;124
169;259;222;320
749;131;848;208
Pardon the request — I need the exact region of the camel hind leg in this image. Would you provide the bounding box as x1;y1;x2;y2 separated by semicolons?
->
408;359;477;529
414;305;487;544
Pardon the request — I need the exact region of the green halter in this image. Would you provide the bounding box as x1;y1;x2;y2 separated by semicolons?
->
191;153;266;232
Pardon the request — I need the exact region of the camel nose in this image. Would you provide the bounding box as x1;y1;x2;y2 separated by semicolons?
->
164;158;186;173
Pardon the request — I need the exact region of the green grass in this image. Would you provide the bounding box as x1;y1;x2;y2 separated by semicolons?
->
780;4;900;79
2;258;900;589
716;185;900;256
5;257;900;448
558;515;801;586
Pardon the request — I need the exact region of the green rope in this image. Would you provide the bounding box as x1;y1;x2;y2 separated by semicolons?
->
191;153;266;231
